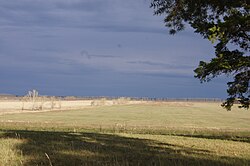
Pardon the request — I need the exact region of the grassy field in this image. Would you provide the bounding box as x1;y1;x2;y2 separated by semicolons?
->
0;102;249;165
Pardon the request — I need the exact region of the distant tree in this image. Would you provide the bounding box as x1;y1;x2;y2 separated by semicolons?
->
151;0;250;110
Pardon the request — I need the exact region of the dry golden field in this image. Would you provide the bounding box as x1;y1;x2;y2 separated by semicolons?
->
0;98;145;115
0;100;249;165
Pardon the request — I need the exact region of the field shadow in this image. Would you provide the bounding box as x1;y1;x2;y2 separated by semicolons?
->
1;130;249;166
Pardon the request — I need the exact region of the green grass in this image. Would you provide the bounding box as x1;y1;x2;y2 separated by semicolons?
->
1;102;250;130
0;102;250;165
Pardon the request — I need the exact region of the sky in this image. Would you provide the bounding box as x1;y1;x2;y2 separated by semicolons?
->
0;0;230;98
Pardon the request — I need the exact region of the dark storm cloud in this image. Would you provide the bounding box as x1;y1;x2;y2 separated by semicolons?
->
0;0;165;34
0;0;224;98
80;50;117;60
127;61;195;70
88;25;166;34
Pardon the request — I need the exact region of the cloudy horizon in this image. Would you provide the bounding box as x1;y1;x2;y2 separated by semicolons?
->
0;0;230;98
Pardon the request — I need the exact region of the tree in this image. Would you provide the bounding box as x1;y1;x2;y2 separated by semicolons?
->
151;0;250;110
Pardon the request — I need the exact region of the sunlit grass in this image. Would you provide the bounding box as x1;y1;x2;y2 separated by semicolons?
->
0;137;24;166
0;102;249;130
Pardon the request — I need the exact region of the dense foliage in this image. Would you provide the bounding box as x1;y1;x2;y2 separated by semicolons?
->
151;0;250;110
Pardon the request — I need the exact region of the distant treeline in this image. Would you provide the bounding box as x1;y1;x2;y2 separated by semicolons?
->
0;94;18;100
0;94;224;103
60;96;224;102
